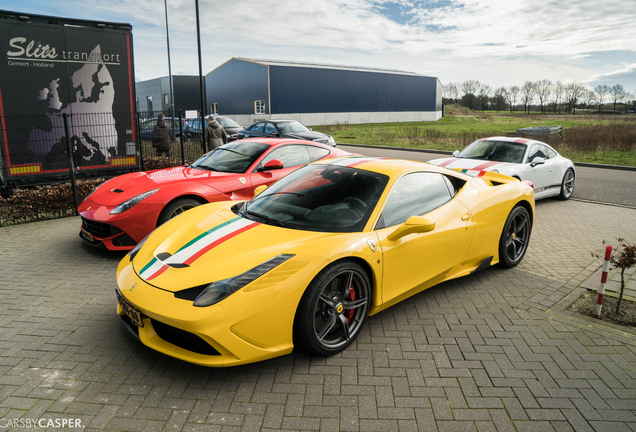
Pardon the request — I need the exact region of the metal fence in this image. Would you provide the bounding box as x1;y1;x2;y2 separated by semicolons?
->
137;110;207;164
0;110;209;195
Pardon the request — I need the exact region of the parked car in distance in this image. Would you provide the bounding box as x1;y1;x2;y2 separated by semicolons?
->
115;156;534;366
140;117;190;141
239;119;336;146
428;137;576;200
78;139;355;251
187;116;242;141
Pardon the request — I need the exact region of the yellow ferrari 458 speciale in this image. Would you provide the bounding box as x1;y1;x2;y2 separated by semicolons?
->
116;157;535;367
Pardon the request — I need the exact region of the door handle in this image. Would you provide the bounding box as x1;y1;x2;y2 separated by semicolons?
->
461;214;470;221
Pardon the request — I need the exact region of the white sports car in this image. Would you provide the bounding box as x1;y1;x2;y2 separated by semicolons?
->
428;137;575;200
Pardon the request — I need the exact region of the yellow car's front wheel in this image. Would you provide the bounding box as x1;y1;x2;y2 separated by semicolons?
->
294;260;371;356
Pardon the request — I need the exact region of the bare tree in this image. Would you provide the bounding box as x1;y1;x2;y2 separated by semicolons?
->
594;84;610;112
493;86;506;113
609;84;626;112
504;86;520;113
553;81;565;113
478;84;492;111
565;82;587;114
585;91;597;111
444;82;459;105
535;79;552;113
520;81;536;113
461;80;480;110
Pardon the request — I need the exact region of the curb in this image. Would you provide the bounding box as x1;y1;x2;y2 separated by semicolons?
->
337;143;636;171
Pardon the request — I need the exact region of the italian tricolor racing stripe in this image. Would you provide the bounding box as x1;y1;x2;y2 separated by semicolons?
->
138;217;259;281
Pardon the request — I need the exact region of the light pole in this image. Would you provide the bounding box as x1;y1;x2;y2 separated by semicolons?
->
164;0;174;116
195;0;206;152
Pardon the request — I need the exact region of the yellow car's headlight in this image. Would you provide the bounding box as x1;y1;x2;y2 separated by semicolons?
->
193;254;295;307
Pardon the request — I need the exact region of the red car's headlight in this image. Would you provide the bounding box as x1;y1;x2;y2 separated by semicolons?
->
110;189;159;215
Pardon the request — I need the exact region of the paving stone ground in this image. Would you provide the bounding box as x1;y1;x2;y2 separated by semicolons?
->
1;198;635;432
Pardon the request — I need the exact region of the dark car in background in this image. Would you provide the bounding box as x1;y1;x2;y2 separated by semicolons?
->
187;116;242;141
238;119;336;146
140;118;190;141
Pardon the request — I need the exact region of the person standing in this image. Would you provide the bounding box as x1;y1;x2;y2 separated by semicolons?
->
205;115;228;151
152;113;171;157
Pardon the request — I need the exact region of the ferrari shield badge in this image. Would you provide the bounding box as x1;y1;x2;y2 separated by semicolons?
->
367;239;377;253
239;177;246;185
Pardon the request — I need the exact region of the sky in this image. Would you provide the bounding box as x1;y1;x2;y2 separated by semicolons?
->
3;0;636;95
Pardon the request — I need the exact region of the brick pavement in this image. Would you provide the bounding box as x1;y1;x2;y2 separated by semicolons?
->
1;199;635;431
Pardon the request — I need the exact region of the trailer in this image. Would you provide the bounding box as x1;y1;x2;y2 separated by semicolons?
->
0;10;138;195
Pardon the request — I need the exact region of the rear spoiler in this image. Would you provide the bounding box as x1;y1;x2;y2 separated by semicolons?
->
451;168;517;186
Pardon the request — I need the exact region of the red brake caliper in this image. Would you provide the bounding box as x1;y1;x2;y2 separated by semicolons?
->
345;285;355;323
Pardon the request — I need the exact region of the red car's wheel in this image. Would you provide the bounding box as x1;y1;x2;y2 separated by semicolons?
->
158;198;201;226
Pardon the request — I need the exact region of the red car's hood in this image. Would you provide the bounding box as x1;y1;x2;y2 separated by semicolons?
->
91;167;244;206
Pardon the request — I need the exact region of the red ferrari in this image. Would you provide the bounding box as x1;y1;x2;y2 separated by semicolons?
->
78;138;354;250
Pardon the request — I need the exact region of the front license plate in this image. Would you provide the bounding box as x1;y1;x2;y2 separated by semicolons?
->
116;289;144;327
81;228;94;242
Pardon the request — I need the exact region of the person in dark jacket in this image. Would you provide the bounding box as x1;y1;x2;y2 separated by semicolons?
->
205;115;228;151
152;113;171;157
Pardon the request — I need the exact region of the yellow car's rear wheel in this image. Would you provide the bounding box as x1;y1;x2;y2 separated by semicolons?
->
294;261;371;356
498;205;531;268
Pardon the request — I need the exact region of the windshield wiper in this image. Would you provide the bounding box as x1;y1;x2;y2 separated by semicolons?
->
244;210;298;229
190;164;218;171
217;148;248;157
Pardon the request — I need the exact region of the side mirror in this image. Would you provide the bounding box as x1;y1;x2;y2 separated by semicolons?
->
253;185;268;197
530;157;545;167
452;150;460;157
258;159;284;172
387;216;436;241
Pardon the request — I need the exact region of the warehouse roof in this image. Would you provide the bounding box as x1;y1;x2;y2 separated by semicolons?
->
217;57;434;78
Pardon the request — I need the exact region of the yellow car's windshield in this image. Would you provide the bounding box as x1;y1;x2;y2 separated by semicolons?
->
240;164;389;233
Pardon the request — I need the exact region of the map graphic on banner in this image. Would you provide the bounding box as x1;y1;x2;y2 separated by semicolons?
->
27;44;118;166
0;12;135;182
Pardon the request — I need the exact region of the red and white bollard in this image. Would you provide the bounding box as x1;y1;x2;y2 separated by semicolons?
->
595;246;613;319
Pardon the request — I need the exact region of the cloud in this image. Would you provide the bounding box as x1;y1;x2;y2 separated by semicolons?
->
587;64;636;90
7;0;636;88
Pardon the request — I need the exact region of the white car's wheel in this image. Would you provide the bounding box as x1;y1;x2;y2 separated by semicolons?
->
558;168;575;200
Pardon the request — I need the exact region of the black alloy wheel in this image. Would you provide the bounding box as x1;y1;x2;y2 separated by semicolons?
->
294;261;371;356
559;168;575;200
498;205;531;268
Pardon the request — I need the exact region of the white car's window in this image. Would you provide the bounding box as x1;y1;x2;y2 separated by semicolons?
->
528;144;549;162
458;140;526;164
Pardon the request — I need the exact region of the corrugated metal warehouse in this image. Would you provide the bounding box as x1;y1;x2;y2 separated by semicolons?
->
136;75;204;116
205;57;443;126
